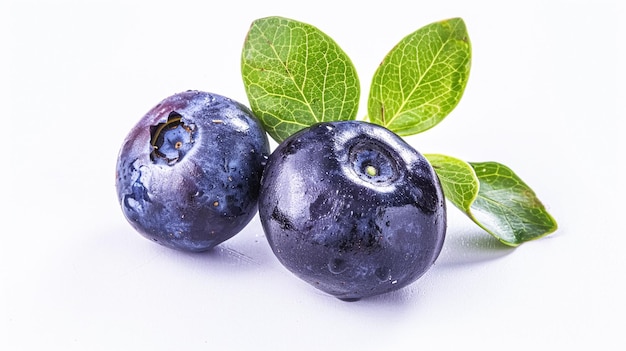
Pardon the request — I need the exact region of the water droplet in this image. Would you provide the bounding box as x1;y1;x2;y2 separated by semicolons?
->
375;266;392;281
328;258;349;274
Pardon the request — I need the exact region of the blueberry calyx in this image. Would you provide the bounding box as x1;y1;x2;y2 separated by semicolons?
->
150;111;196;165
347;138;401;186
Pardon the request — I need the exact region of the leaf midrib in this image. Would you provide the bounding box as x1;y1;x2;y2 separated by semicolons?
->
262;25;320;124
472;191;516;232
383;34;449;128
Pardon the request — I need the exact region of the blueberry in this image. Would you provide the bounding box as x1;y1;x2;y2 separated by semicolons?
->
258;121;446;300
116;90;270;252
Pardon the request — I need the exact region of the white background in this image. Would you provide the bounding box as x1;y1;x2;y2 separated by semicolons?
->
2;0;624;350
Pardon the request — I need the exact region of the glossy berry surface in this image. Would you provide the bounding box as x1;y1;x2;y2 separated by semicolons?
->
258;121;446;300
116;90;270;252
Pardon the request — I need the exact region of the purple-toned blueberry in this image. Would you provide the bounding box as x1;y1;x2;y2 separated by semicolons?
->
116;90;270;252
258;121;446;300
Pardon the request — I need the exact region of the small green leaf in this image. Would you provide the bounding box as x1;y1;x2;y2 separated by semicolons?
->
426;153;478;210
241;16;360;143
426;154;558;246
368;18;471;136
469;161;558;246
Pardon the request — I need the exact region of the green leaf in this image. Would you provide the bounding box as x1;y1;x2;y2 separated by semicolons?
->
469;161;558;246
368;18;471;136
241;16;360;143
426;153;478;210
426;154;558;246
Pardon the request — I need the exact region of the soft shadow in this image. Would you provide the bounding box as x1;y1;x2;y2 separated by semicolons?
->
353;284;420;306
202;242;268;266
127;222;277;274
167;234;276;272
436;227;515;268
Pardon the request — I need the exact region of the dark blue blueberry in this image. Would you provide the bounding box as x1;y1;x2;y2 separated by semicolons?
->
258;121;446;300
116;90;270;252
